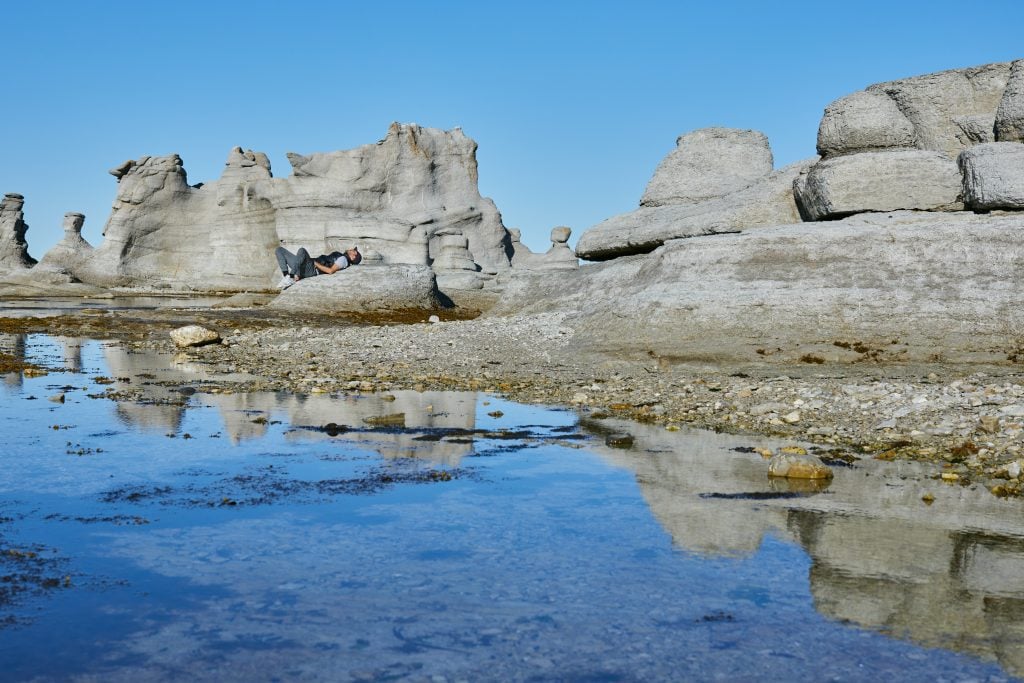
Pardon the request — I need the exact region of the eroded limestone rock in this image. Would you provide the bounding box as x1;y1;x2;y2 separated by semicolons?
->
0;193;35;271
640;128;773;207
37;212;93;276
959;142;1024;210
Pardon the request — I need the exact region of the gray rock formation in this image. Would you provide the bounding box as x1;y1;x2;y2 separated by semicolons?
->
493;211;1024;364
640;128;773;207
799;61;1016;221
959;142;1024;210
78;152;279;291
268;264;442;313
577;158;814;261
996;60;1024;142
794;150;963;221
75;124;513;295
0;210;105;297
0;193;35;271
510;226;579;271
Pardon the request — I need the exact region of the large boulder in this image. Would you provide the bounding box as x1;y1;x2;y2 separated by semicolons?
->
640;128;773;207
996;60;1024;142
268;264;443;314
793;150;962;221
577;158;815;260
491;211;1024;364
0;193;35;272
959;142;1024;210
816;91;916;157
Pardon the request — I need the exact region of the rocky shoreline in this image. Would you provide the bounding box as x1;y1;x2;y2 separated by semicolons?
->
8;305;1023;499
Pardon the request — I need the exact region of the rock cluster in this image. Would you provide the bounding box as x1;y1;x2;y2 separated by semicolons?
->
576;129;812;260
510;226;579;271
796;60;1024;220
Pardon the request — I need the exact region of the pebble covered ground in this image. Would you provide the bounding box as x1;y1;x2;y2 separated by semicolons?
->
7;307;1024;497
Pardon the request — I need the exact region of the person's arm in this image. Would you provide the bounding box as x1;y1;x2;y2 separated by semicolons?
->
314;261;337;274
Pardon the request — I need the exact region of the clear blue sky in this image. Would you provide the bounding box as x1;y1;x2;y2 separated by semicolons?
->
1;0;1020;255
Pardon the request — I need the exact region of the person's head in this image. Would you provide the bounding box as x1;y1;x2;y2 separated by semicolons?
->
346;247;362;265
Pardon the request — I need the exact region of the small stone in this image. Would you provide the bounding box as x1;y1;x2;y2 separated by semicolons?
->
605;433;634;448
921;493;935;504
169;325;221;348
487;410;504;418
754;447;774;459
940;472;960;482
428;315;441;324
1000;404;1024;417
665;424;680;431
779;446;807;455
571;393;589;404
767;453;833;480
782;411;801;424
48;393;65;403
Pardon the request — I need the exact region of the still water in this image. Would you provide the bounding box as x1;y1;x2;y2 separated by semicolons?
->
1;334;1023;681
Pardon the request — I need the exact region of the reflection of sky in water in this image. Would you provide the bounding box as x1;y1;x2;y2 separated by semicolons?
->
0;336;1023;681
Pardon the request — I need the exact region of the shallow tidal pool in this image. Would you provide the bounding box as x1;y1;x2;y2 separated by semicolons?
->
2;334;1024;681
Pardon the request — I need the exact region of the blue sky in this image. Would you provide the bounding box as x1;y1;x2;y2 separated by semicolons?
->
1;0;1020;255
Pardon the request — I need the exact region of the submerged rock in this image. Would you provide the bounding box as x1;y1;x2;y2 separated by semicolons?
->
767;452;833;480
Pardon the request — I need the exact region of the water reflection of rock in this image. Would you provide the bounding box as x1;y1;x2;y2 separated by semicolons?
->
584;417;1024;678
203;391;479;465
0;333;27;388
99;344;481;464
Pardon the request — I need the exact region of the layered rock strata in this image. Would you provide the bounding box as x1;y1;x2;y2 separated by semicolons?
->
76;124;512;294
495;211;1024;363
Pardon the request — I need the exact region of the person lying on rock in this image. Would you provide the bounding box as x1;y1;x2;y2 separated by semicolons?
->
275;246;362;289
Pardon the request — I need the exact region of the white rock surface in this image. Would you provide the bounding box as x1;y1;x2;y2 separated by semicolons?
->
793;150;962;220
640;128;773;207
268;264;442;313
577;159;814;260
995;60;1024;142
959;142;1024;210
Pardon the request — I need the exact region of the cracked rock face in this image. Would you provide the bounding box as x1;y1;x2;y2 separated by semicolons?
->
0;193;36;272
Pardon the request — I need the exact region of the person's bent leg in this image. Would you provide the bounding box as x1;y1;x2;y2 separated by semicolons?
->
295;248;319;279
275;246;297;275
